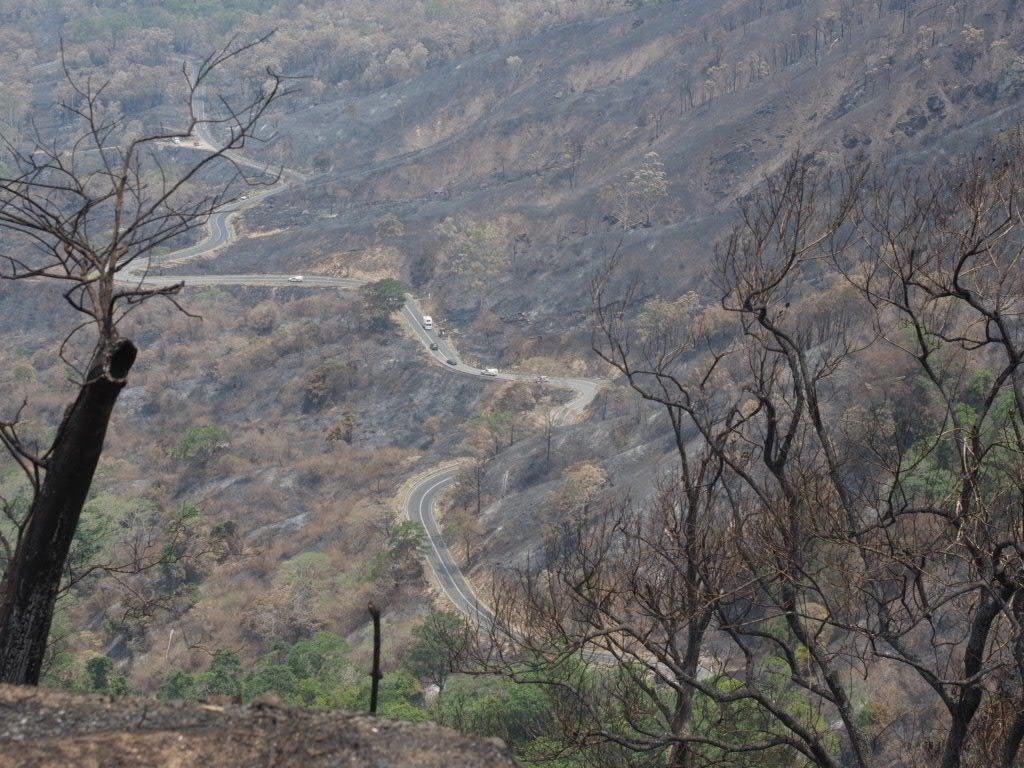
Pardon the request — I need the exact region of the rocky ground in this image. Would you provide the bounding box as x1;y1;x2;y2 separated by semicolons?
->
0;685;519;768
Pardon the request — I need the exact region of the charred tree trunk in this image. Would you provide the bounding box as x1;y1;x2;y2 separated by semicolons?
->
941;586;1014;768
1000;592;1024;767
0;339;137;684
666;664;699;768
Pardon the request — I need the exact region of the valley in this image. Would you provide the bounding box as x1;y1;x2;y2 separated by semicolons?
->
117;117;603;632
3;1;1024;765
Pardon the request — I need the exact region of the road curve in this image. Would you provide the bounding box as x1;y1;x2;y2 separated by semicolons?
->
113;114;604;631
406;466;497;626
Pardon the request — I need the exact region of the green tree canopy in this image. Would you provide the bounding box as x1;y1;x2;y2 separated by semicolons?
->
196;648;243;699
434;675;552;750
404;612;465;690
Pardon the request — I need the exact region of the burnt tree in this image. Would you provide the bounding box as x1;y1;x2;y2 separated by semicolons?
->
0;37;289;684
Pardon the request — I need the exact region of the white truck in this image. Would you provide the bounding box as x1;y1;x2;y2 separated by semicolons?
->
422;315;433;330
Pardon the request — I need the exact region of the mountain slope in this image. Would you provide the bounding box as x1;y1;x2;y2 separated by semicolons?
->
207;0;1024;371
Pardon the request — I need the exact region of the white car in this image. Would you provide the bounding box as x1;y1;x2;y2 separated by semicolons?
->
481;368;498;377
172;137;182;146
288;275;305;283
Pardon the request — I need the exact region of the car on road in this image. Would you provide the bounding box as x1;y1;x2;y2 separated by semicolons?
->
446;358;458;366
535;375;549;384
422;314;433;330
480;368;498;377
288;275;304;282
429;343;439;351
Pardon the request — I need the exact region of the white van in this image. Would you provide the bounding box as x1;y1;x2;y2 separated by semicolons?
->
422;315;433;330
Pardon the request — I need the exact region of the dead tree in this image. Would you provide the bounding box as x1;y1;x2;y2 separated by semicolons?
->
473;480;737;768
588;152;875;768
583;145;1024;767
0;36;289;684
447;145;1024;766
459;287;745;767
828;139;1024;768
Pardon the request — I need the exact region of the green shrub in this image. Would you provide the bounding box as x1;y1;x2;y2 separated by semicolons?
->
160;670;198;701
172;425;231;461
196;649;243;698
83;656;131;697
335;668;423;717
434;675;552;749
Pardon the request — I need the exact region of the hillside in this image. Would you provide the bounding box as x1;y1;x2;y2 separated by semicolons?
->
1;0;1024;765
194;0;1024;574
213;0;1024;367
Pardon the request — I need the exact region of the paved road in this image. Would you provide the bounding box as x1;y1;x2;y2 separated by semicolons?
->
113;106;605;633
407;466;498;626
114;95;721;679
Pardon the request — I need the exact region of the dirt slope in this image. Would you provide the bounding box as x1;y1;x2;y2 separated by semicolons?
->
0;684;518;768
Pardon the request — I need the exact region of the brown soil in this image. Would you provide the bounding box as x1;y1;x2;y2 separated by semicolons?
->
0;685;519;768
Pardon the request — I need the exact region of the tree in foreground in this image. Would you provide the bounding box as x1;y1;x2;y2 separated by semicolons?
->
460;137;1024;768
0;38;289;684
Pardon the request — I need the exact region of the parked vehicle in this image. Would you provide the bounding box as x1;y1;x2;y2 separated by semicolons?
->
446;358;458;366
430;343;440;351
422;315;433;330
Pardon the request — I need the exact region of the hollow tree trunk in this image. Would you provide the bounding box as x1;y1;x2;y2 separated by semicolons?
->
0;339;137;684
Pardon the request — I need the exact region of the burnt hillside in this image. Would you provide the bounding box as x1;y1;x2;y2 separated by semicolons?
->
204;0;1024;370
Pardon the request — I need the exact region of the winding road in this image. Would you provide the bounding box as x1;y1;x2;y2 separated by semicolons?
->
116;116;604;633
406;466;497;625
